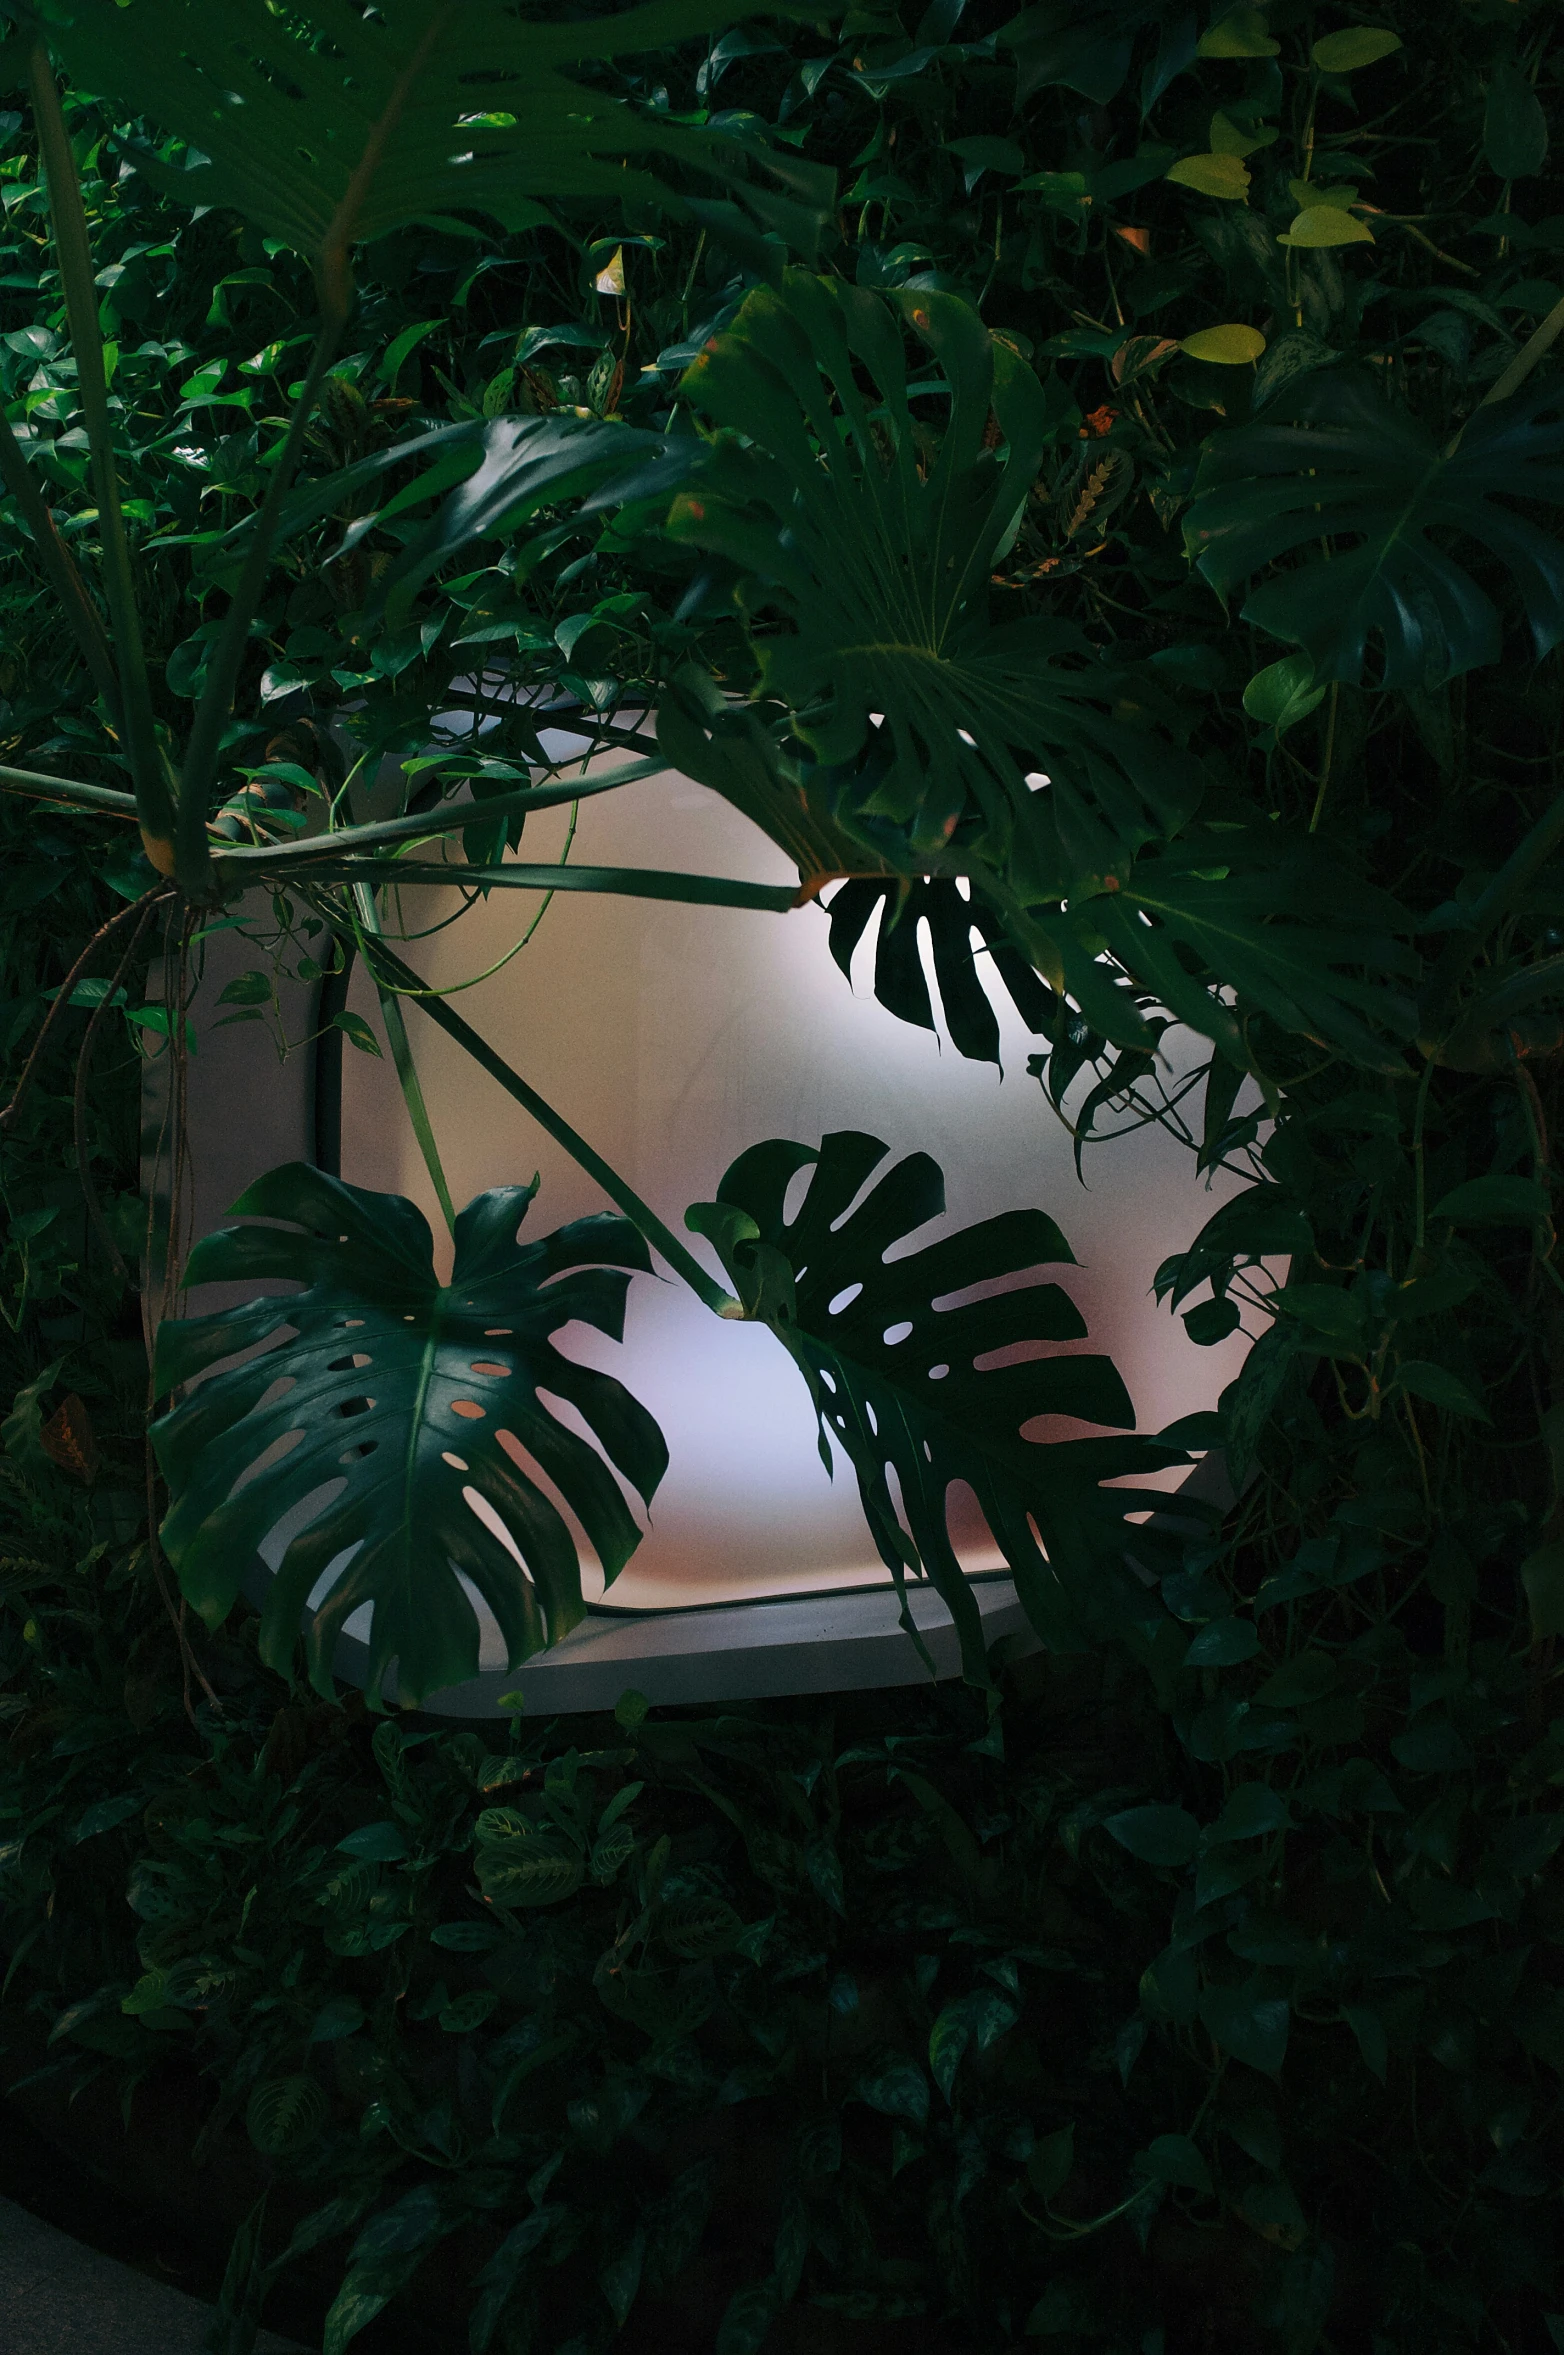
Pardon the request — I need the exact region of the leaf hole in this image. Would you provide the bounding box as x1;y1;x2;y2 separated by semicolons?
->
451;1399;485;1420
1026;771;1051;790
483;1328;514;1337
928;1363;950;1381
470;1360;510;1377
882;1320;914;1347
827;1282;863;1316
442;1451;470;1471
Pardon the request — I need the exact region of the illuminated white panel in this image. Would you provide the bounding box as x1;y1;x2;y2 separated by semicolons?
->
337;751;1249;1613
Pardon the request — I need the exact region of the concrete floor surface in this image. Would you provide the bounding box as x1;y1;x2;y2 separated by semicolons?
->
0;2195;309;2353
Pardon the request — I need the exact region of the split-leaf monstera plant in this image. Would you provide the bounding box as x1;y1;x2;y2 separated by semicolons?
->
4;0;1564;1744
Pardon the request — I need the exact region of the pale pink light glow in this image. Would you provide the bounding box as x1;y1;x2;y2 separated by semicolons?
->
340;755;1250;1611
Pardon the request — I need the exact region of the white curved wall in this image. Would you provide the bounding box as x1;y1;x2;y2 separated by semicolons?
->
335;750;1248;1612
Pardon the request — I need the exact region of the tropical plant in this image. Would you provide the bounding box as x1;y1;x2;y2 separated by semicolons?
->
4;0;1564;2350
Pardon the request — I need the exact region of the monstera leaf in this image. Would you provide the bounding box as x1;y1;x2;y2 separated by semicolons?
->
686;1131;1192;1681
48;0;824;309
1185;370;1564;688
666;272;1206;899
151;1165;665;1707
825;878;1061;1067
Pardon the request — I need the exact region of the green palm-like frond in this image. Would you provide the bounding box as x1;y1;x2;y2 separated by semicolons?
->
666;270;1206;900
1185;371;1564;688
152;1164;665;1707
687;1130;1194;1682
49;0;823;308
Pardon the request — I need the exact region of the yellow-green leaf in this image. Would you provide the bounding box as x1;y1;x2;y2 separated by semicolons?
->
1521;1541;1564;1641
1166;153;1252;201
1210;111;1279;159
1181;324;1267;366
1311;27;1403;74
1198;8;1279;59
1279;207;1375;249
1288;180;1358;212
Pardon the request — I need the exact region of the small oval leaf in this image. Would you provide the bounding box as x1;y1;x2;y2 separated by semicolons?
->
1310;27;1402;73
1180;323;1266;366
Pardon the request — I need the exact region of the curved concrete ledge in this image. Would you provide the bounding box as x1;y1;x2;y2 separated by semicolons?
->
386;1571;1039;1717
0;2195;307;2354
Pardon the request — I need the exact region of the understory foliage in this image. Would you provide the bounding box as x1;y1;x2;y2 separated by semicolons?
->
2;0;1564;2350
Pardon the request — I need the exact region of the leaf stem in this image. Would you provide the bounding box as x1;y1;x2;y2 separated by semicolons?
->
1412;1053;1435;1251
1308;683;1339;833
361;935;739;1315
1479;288;1564;412
209;756;664;870
27;41;172;859
351;887;456;1237
0;766;139;815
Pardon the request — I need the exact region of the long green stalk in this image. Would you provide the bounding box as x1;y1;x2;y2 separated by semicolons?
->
27;42;173;862
0;406;120;715
351;887;457;1236
1;766;139;814
248;858;800;911
364;935;741;1316
212;758;666;870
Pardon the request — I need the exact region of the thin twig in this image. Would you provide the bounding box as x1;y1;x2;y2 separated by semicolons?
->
72;896;160;1284
0;885;172;1136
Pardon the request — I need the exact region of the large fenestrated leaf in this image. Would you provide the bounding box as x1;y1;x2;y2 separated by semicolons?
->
666;271;1207;899
1096;833;1420;1075
1184;370;1564;688
151;1164;666;1707
49;0;824;305
825;878;1060;1067
686;1130;1191;1682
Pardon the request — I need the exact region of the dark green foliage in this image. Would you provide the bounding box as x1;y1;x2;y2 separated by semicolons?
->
1185;372;1564;687
5;0;1564;2350
153;1166;666;1706
688;1129;1189;1678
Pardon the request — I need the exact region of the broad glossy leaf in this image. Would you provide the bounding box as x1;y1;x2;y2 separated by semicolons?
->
1102;836;1418;1072
1185;371;1564;688
151;1163;665;1706
1000;0;1199;105
668;272;1206;898
50;0;813;306
686;1129;1188;1681
1104;1804;1199;1866
1278;206;1374;250
1310;27;1401;74
825;878;1059;1066
1484;58;1549;181
1181;324;1266;365
1166;153;1251;201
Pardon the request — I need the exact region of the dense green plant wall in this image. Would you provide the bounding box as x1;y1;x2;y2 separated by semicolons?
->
4;2;1564;2352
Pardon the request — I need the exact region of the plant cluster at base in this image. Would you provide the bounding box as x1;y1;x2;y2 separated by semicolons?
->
3;0;1564;2347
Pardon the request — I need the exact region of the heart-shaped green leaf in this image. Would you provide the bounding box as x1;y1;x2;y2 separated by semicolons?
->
152;1164;665;1706
1166;152;1252;200
1279;206;1374;249
687;1130;1187;1680
1310;27;1402;74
